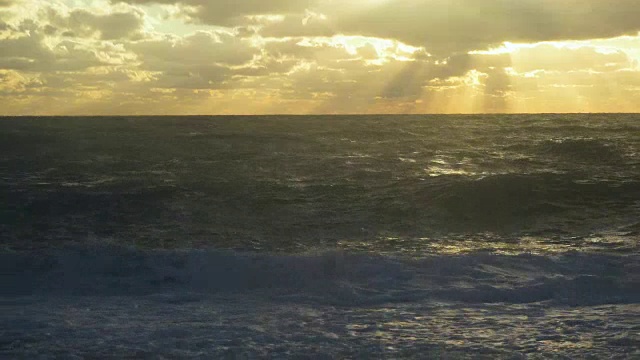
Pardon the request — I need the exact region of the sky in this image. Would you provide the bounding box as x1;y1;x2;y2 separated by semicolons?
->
1;0;640;115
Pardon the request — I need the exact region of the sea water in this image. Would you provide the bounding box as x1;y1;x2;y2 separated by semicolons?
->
1;114;639;358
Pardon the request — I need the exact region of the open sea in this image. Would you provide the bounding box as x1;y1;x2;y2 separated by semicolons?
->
1;114;639;358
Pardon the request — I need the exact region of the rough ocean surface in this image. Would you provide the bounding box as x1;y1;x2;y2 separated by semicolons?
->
1;114;639;358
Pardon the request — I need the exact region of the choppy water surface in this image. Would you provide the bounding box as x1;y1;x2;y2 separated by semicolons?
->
1;114;639;358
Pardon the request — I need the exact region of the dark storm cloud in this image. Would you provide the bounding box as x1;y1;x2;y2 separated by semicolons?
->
113;0;640;55
330;0;640;55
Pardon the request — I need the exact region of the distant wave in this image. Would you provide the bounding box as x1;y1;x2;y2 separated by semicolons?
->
435;172;638;205
536;138;624;162
2;246;638;307
397;173;640;233
4;172;640;250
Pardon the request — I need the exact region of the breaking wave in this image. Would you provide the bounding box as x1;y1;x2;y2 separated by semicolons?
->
2;246;638;307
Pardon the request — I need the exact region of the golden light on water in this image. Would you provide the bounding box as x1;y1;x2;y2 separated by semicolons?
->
337;234;632;255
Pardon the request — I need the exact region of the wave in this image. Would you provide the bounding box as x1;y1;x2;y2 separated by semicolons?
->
406;173;640;233
2;246;638;307
4;172;640;251
504;138;630;165
536;138;624;162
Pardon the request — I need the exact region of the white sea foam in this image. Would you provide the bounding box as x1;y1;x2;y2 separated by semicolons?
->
1;247;639;358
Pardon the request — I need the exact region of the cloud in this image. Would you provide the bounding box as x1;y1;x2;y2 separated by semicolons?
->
2;1;640;114
0;3;147;72
503;68;640;113
113;0;309;26
508;45;633;72
46;8;145;40
132;30;257;67
257;13;334;38
0;29;105;71
129;30;261;89
0;69;43;94
328;0;640;55
113;0;640;56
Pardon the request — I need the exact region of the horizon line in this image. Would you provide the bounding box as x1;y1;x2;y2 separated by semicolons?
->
1;112;639;117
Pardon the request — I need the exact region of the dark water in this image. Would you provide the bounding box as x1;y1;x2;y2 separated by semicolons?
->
2;114;640;253
1;114;639;358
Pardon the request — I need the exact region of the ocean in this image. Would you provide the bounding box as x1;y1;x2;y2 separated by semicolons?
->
1;114;639;358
